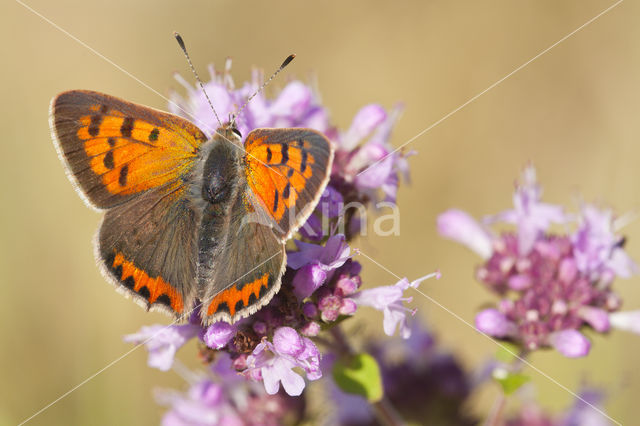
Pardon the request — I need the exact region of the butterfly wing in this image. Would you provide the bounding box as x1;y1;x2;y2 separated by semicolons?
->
51;90;208;318
50;90;207;209
98;183;199;318
199;184;286;325
244;128;334;240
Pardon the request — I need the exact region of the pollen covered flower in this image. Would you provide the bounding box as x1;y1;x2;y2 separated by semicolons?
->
438;165;638;357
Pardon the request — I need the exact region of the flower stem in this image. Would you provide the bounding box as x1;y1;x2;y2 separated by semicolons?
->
328;325;406;426
484;393;506;426
484;348;529;426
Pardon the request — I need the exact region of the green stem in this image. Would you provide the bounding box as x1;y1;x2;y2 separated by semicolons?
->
484;348;530;426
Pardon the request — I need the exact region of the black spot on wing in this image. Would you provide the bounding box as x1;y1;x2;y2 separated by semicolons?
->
248;292;258;306
103;151;115;169
156;294;172;307
105;252;116;269
121;117;134;138
217;302;231;314
89;114;102;137
300;150;308;173
259;281;269;298
281;144;289;164
234;300;244;314
149;128;159;142
273;189;279;212
283;182;290;200
108;137;116;147
138;286;151;299
266;146;272;163
123;276;135;290
119;164;129;186
113;264;123;280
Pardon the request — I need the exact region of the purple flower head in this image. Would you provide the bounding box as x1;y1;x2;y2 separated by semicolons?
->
440;165;638;357
157;358;305;426
170;61;331;139
351;272;440;338
332;104;408;203
124;323;200;371
245;327;321;396
486;166;567;255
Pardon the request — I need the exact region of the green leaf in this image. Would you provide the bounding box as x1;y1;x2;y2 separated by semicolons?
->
332;353;383;402
495;342;521;363
493;368;530;395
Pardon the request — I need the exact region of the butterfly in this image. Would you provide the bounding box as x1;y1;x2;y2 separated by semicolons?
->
50;90;334;324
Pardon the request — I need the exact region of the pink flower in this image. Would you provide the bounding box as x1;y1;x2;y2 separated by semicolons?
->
350;273;440;338
245;327;322;396
123;323;200;371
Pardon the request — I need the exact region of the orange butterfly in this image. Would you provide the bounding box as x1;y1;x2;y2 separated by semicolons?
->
50;81;333;324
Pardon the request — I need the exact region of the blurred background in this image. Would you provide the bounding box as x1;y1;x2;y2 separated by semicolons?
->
2;0;640;424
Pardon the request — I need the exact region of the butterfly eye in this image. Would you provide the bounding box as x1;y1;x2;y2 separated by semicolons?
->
232;128;242;138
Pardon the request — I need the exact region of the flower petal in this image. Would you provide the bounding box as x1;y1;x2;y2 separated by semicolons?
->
609;310;640;335
203;321;237;349
437;209;493;259
548;330;591;358
475;309;515;338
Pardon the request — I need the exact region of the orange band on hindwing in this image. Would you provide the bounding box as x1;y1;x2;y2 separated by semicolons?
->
206;274;271;317
106;251;184;314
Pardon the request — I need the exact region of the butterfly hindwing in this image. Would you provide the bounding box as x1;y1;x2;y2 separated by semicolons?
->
50;90;207;209
244;128;334;239
199;182;286;324
98;182;199;318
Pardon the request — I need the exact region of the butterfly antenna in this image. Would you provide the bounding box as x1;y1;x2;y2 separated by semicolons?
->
174;32;222;127
232;54;296;125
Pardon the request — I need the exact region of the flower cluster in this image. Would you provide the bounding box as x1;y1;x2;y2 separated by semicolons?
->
155;354;306;426
124;60;433;415
438;166;639;357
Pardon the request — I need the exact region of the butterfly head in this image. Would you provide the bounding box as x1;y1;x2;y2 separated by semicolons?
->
216;122;243;147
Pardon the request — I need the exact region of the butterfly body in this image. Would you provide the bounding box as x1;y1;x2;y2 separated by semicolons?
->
51;90;333;324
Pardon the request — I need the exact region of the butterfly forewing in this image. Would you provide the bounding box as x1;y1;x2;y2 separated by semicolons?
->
244;128;334;240
50;90;207;209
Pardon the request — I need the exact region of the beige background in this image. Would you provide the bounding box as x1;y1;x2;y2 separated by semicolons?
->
2;0;639;424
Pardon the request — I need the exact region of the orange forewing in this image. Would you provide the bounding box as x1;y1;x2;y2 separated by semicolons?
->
51;90;207;209
244;128;332;237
